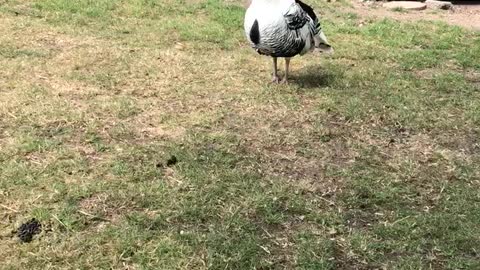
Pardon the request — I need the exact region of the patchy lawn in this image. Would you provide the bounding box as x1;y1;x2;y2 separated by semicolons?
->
0;0;479;269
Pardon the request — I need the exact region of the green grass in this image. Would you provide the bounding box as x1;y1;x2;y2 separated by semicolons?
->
1;0;479;269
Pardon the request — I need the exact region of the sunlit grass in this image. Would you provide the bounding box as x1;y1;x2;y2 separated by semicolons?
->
1;0;479;269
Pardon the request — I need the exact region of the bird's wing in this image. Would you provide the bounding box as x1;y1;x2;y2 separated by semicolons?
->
295;0;319;26
283;2;309;30
293;0;333;51
293;0;321;34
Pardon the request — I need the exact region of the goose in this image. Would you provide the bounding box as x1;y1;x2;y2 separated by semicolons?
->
244;0;332;83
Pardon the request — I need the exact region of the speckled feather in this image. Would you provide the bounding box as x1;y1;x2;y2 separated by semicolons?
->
244;0;324;58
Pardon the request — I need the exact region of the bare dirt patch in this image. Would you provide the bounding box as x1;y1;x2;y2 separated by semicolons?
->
78;193;129;225
350;0;480;30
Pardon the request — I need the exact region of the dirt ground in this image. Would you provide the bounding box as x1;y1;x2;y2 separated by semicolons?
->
350;0;480;31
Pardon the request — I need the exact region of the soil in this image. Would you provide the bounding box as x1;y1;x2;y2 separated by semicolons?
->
350;0;480;31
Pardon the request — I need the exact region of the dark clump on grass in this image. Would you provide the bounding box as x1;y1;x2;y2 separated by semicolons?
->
166;155;178;167
16;218;42;243
155;155;178;168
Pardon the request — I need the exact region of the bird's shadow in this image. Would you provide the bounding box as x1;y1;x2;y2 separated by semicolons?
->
289;64;338;90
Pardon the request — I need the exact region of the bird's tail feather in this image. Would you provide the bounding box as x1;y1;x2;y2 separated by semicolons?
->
314;31;333;54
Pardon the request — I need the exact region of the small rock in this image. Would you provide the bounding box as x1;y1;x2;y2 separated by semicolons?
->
425;0;453;10
383;1;427;11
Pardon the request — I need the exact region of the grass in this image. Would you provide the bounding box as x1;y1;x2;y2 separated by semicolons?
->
1;0;479;269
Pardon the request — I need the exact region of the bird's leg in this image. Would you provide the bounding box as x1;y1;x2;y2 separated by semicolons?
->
281;58;291;84
271;57;280;83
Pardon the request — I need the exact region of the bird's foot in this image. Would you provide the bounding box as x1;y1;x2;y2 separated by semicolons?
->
280;77;288;84
271;76;280;84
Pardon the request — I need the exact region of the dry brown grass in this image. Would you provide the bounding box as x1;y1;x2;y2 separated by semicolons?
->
1;0;479;269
